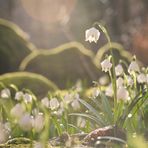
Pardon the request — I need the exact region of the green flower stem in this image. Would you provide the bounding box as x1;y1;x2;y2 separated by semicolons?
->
133;72;138;95
109;70;117;123
93;22;117;120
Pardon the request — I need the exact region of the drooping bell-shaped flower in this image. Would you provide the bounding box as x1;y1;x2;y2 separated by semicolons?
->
41;97;50;108
105;84;113;97
32;113;44;132
10;103;25;119
49;98;60;110
23;93;32;103
128;61;140;74
137;73;147;84
116;77;124;88
115;64;123;76
101;58;112;72
63;93;73;105
71;99;80;111
15;91;24;101
85;27;100;43
126;75;134;87
18;113;33;131
0;88;11;99
117;86;129;101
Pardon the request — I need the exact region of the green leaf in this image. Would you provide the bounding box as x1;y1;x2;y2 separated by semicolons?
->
117;89;148;127
78;98;106;126
51;117;62;136
69;113;103;126
100;92;113;124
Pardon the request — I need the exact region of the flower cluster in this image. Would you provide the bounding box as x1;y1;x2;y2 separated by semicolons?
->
84;27;147;103
0;25;146;147
103;58;148;101
0;87;84;144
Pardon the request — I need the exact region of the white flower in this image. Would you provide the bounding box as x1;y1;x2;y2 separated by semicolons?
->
23;93;32;103
85;27;100;43
92;88;100;98
116;77;124;88
127;75;134;86
64;94;73;104
14;91;24;101
117;86;129;101
19;113;33;131
77;117;86;128
71;99;80;110
41;97;50;108
99;75;109;85
10;103;25;119
32;113;44;132
105;84;113;97
53;103;65;116
49;98;60;110
137;73;147;84
128;61;140;74
115;64;123;76
101;59;112;72
0;88;11;98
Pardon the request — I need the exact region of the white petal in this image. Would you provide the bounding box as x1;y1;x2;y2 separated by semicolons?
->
33;113;44;132
19;114;33;131
128;61;140;73
10;103;25;119
1;88;11;98
117;87;129;101
115;64;123;76
105;84;113;97
49;98;60;110
85;27;100;43
101;59;112;72
23;93;32;103
137;73;147;83
116;77;124;88
41;97;50;108
15;91;24;101
71;99;80;110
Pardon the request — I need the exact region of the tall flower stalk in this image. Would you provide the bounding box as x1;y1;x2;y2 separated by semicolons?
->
94;22;117;108
86;22;117;123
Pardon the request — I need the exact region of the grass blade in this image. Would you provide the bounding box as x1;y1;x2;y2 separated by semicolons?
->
100;92;113;123
78;98;106;126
